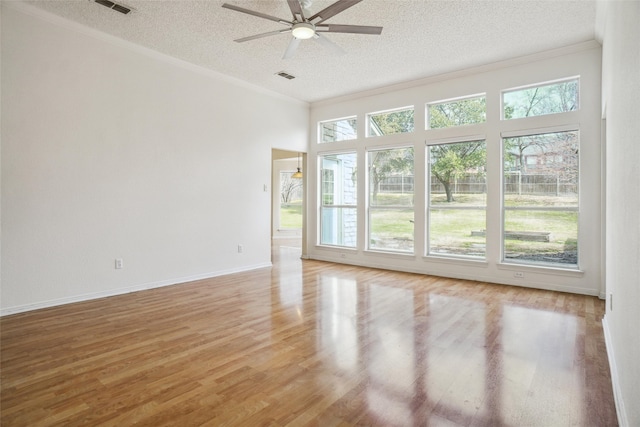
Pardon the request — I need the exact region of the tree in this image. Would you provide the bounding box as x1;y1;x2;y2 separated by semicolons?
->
429;97;486;129
503;81;579;179
506;132;578;179
280;173;302;204
428;97;486;202
370;109;414;135
430;141;485;202
504;136;544;173
369;147;413;204
503;80;578;120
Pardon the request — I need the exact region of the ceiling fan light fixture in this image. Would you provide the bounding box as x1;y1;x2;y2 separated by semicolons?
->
291;22;315;39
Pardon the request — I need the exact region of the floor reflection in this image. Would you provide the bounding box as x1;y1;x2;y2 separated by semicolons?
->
0;240;613;426
269;240;613;426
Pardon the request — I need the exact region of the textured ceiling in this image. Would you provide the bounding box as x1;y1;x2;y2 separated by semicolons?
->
21;0;598;103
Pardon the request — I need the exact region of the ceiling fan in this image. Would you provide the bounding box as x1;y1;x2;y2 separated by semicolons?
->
221;0;383;59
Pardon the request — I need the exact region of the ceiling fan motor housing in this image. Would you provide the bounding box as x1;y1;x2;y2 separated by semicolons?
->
292;22;315;39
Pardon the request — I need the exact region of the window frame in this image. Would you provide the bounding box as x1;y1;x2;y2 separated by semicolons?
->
318;151;358;248
366;106;415;138
425;136;488;260
318;116;358;144
501;77;580;121
366;145;415;254
426;93;487;130
500;126;580;269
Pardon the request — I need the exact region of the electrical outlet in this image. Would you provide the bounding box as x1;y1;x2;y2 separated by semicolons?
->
340;253;346;258
238;244;243;254
514;272;524;278
115;258;123;269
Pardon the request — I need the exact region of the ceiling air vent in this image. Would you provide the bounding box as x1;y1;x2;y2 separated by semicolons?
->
276;71;296;80
93;0;134;15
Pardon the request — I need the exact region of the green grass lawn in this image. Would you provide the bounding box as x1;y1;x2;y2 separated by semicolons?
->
286;191;577;263
280;204;302;229
368;193;577;261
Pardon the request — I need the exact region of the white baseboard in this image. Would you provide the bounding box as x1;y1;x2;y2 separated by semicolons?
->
0;262;272;317
602;315;628;427
307;254;599;297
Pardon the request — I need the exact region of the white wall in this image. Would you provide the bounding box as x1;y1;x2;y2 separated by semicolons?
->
308;43;603;296
0;4;308;314
600;1;640;425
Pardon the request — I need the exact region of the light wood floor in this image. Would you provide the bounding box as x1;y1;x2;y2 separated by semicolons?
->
1;240;618;426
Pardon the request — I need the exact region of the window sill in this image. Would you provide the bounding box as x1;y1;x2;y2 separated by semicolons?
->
315;244;358;252
423;255;489;267
497;262;584;277
364;249;416;259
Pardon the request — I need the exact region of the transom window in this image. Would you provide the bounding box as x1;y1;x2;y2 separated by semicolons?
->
427;95;486;129
502;78;579;120
319;117;357;143
367;106;414;137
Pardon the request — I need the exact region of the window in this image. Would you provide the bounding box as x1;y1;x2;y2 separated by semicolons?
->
427;95;486;129
427;140;487;258
367;107;414;137
320;152;357;247
319;117;357;143
502;130;579;267
279;171;303;229
368;147;414;252
502;78;579;120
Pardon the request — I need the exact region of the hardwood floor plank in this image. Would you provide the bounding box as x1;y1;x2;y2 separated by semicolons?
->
1;240;618;426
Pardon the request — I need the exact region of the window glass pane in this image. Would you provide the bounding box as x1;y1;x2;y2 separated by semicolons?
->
320;152;357;248
427;96;486;129
427;140;486;259
279;171;302;229
369;147;414;207
321;207;357;247
504;210;578;266
503;78;579;119
367;107;414;137
503;130;579;267
429;209;486;257
429;140;486;205
503;131;579;207
368;147;414;253
319;117;357;143
369;208;414;252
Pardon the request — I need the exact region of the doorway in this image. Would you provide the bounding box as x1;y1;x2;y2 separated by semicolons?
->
271;149;306;258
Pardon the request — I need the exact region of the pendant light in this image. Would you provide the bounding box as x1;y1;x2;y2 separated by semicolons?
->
292;153;303;178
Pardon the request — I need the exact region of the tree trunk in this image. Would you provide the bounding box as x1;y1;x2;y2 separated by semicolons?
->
443;181;454;202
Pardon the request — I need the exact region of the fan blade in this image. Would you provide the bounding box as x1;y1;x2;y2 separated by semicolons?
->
283;37;302;59
316;24;382;35
235;29;291;43
313;33;345;56
287;0;305;21
308;0;363;24
222;3;290;25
